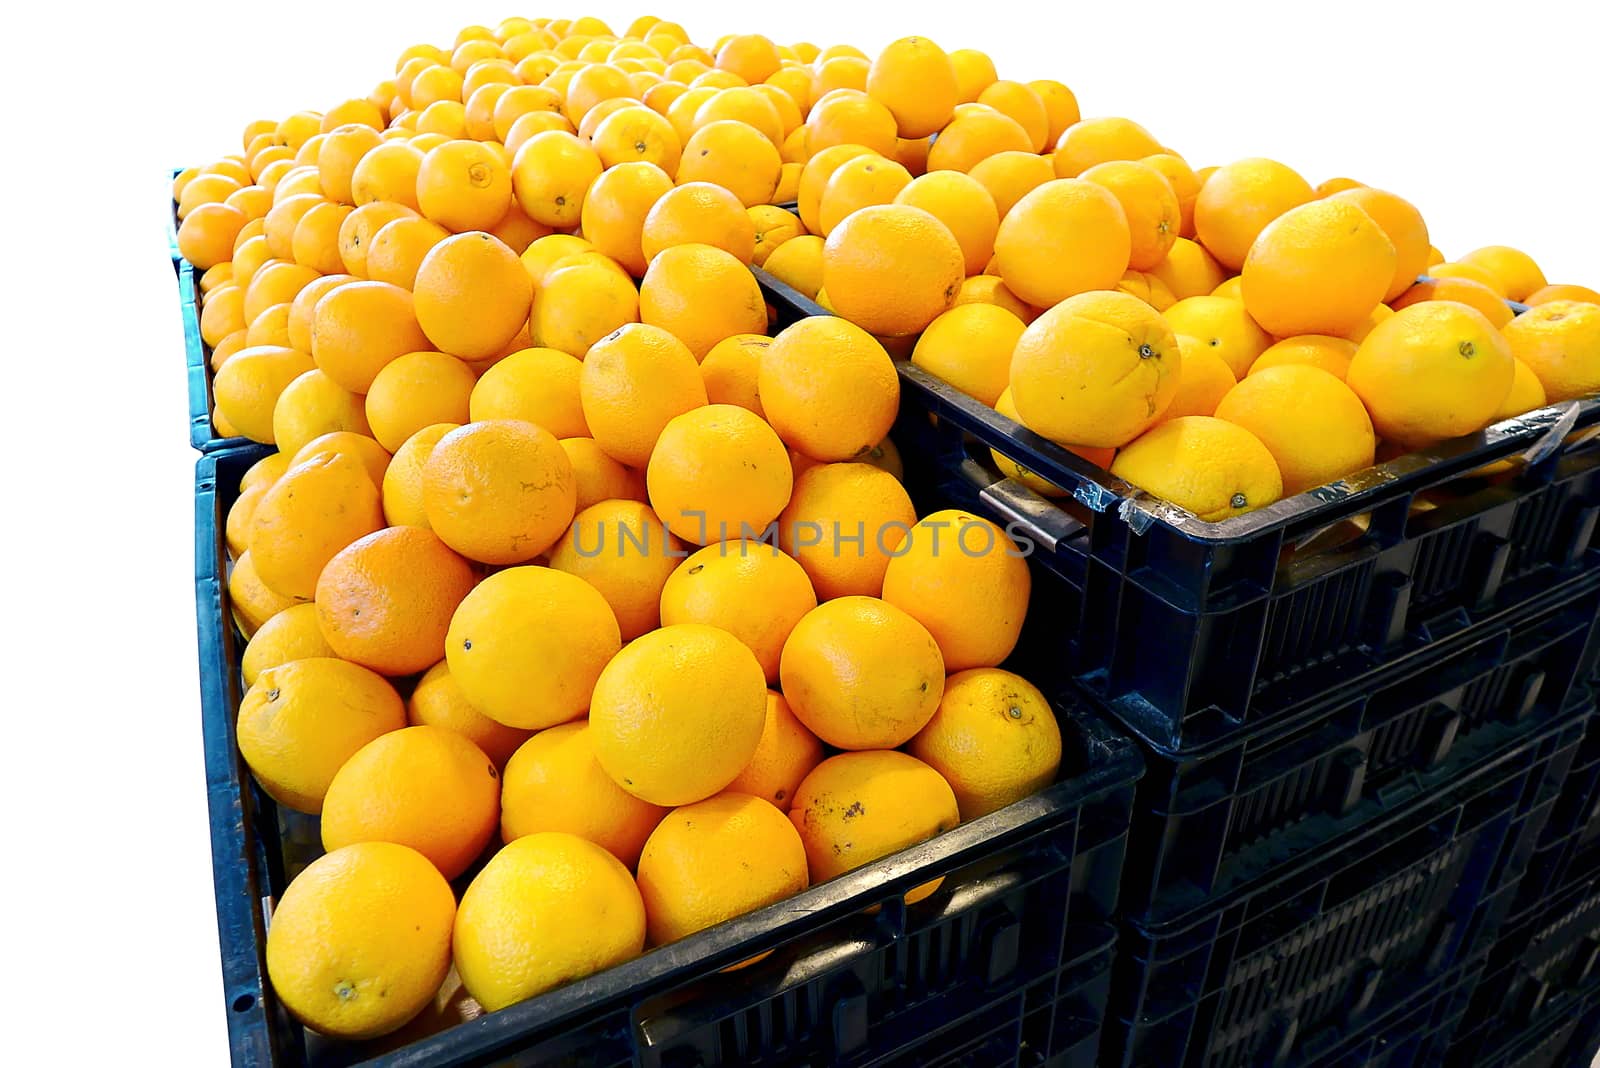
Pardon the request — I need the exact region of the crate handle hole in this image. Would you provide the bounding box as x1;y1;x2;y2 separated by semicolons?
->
232;993;256;1013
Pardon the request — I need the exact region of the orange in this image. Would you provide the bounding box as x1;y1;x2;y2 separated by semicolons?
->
469;346;587;438
822;204;963;336
1250;334;1358;380
578;97;640;142
200;285;246;348
1163;296;1273;379
893;135;931;177
716;33;781;84
447;566;620;729
589;624;768;805
228;549;296;637
819;155;912;236
1459;246;1547;302
1193;157;1315;271
265;843;454;1039
504;110;578;155
1011;290;1181;448
591;106;682;177
547;500;682;640
1346;301;1516;445
698;334;769;416
1326;187;1430;302
271;368;372;457
911;303;1024;406
315;526;476;676
239;452;289;493
564;63;634;125
955;275;1037;322
245;303;293;347
1526;284;1600;307
1081;160;1180;271
964;151;1050;222
1118;269;1178;312
263;193;326;260
797;144;875;232
317;124;383;206
520;233;593;287
1029;79;1081;145
1214;365;1376;495
579;322;708;466
641;181;756;264
1395;276;1514;329
286;431;390;491
777;459;917;603
726;692;826;810
414;140;511;232
491;85;562;140
789;751;959;899
177;203;249;269
978;81;1049;151
1426;260;1503;291
381;422;458;529
244;261;321;323
422;420;575;564
925;108;1032;173
578;162;674;277
1212;276;1244;301
678;119;783;206
1140;153;1200;238
1155;334;1237;422
811;56;870;103
212;346;314;446
178;172;243;219
749;204;803;265
893;171;998;276
337;203;417;278
236;658;405;813
366;216;450;289
1051;116;1162;177
647;404;792;545
945;46;996;101
1495;358;1549;420
453;833;645;1012
1112;416;1283;520
210;329;250;374
1241;199;1396;337
908;668;1062;821
512;131;603;228
413;232;531;360
994;179;1131;307
867;36;959;139
198;262;235;295
805;89;898;158
362;351;475;452
666;86;719;143
226;481;268;559
636;793;809;946
640;243;768;358
531;263;640;358
350;142;424;208
1502;300;1600;401
560;437;649;513
239;602;334;686
310;280;430;392
408;659;531;769
760;315;898;461
1149;237;1227;300
321;726;498;880
694;87;785;145
249;449;385;600
660;540;817;684
464;82;513;140
762;233;825;297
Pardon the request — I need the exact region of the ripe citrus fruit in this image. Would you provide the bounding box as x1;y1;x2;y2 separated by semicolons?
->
381;423;458;529
1250;335;1358;380
589;623;768;806
1193;157;1315;271
468;346;586;439
725;691;826;810
822;204;964;336
678;119;783;206
1051;116;1162;177
780;595;944;749
1162;295;1273;379
270;369;373;457
560;436;649;512
893;170;998;276
911;303;1025;406
531;262;641;358
762;233;825;297
454;832;645;1011
229;549;296;637
639;243;768;358
240;602;335;687
1213;365;1376;495
647;404;793;545
907;668;1063;821
213;345;316;444
421;419;576;564
512;130;603;228
547;499;683;640
500;722;667;868
641;181;756;264
311;280;432;393
699;334;769;416
1326;186;1430;302
580;322;709;466
408;659;532;770
579;161;675;277
321;725;500;880
1501;300;1600;401
236;657;405;813
360;351;474;453
314;526;477;676
265;843;454;1039
413;232;533;360
1392;276;1513;329
1010;290;1182;448
659;539;817;683
637;793;809;945
249;450;385;600
880;510;1031;671
818;155;912;236
867;36;959;138
1110;416;1283;521
994;179;1131;307
1459;245;1547;301
778;461;917;600
1346;301;1515;445
1526;284;1600;307
1155;335;1238;422
1148;237;1227;300
1241;199;1396;337
446;565;621;729
1080;160;1180;271
759;315;898;462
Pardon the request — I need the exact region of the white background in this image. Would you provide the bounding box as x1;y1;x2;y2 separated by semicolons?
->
0;1;1594;1063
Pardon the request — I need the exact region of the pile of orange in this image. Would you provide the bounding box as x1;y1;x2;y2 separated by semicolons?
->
178;11;1600;1043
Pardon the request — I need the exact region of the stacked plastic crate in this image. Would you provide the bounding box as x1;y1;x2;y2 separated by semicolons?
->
759;268;1600;1068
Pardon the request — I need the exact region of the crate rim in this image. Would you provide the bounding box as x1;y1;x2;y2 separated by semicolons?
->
193;445;1144;1068
753;265;1600;548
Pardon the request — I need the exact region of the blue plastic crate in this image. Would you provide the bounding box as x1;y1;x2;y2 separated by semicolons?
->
1299;952;1484;1068
170;166;185;263
753;268;1600;756
194;446;1142;1068
179;261;250;453
1115;573;1600;917
1099;701;1587;1068
1516;687;1600;914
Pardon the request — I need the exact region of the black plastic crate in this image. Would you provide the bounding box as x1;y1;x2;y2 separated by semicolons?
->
179;260;248;452
1448;872;1600;1068
1117;576;1600;916
1299;953;1484;1068
1100;700;1588;1068
195;446;1142;1068
1516;688;1600;914
752;268;1600;755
